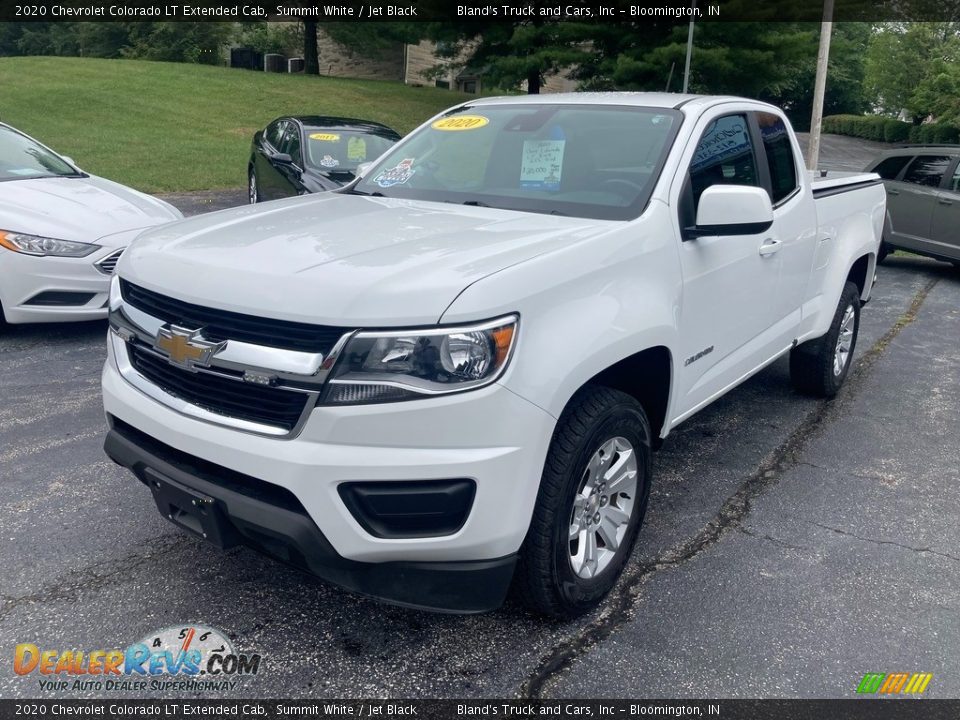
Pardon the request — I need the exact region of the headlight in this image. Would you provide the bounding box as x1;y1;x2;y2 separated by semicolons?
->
324;315;518;404
0;230;99;258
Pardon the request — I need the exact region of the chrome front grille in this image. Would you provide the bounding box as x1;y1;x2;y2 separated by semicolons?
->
127;343;310;432
109;289;355;437
95;249;125;275
120;280;349;353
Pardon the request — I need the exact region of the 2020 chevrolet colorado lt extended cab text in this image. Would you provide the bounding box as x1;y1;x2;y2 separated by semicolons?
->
102;94;885;617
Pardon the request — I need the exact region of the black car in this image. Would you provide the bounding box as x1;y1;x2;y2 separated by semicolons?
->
248;116;401;203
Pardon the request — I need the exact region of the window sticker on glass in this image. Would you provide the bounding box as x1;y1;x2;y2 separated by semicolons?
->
319;155;340;168
374;158;416;188
347;137;367;162
520;140;565;191
310;133;340;142
691;119;751;172
432;115;489;131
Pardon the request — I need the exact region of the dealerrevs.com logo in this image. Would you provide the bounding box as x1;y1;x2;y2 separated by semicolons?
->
13;624;262;693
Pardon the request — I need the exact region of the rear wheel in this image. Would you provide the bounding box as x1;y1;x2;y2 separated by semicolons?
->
790;281;861;397
515;386;651;618
248;168;259;204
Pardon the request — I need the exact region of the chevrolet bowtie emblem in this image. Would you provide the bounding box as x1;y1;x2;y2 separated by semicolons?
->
153;325;225;372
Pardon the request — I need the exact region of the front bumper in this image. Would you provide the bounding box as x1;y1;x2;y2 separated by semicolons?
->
102;337;556;608
103;418;517;613
0;247;118;324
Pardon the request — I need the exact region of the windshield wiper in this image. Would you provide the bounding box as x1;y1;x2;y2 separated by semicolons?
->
461;200;492;208
345;188;385;197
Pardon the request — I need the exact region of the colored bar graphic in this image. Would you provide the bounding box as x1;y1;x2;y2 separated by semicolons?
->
858;672;932;694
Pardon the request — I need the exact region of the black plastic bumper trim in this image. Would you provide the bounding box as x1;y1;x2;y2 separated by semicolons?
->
24;290;96;307
103;419;515;613
338;479;476;539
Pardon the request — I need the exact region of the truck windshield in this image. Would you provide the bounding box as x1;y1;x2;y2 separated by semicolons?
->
351;104;681;220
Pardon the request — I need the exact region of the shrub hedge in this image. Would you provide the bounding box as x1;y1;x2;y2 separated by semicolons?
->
822;114;960;145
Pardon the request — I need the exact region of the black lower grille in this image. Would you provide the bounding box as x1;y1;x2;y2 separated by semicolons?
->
120;280;348;353
128;344;309;432
25;291;96;306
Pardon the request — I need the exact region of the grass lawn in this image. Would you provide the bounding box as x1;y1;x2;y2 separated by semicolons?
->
0;56;475;193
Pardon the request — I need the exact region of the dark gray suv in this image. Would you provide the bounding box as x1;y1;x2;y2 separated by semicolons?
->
866;146;960;267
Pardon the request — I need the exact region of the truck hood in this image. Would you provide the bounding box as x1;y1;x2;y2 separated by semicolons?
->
120;193;613;326
0;175;182;245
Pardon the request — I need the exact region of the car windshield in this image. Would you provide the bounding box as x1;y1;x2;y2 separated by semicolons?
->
304;128;397;173
0;126;78;181
352;104;681;220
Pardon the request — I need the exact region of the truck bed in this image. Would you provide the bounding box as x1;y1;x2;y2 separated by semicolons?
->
808;170;881;198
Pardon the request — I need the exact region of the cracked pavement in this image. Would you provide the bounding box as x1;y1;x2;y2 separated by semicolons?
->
1;189;958;699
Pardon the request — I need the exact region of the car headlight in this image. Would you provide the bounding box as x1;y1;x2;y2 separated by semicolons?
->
0;230;99;258
323;315;518;404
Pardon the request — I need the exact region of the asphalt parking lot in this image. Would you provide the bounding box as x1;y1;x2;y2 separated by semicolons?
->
2;137;959;700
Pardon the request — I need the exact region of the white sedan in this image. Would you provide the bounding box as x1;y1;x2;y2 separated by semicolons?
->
0;122;182;326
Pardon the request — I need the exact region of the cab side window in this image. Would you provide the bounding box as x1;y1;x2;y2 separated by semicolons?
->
756;112;797;203
688;114;759;211
901;155;951;187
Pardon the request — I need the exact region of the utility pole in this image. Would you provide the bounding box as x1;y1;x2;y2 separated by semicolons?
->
806;0;835;171
682;0;697;93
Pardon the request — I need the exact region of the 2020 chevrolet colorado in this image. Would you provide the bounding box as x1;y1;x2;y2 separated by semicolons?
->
102;94;885;617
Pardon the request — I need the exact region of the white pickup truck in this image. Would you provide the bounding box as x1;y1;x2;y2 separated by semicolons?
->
102;94;884;617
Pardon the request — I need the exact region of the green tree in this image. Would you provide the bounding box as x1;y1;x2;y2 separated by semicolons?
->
119;22;232;64
864;22;960;121
425;7;595;93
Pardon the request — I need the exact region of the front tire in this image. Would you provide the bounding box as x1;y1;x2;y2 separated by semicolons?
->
515;386;652;618
248;168;259;204
790;281;861;397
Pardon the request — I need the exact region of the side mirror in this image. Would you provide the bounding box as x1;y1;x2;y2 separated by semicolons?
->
272;152;294;165
356;161;373;178
62;155;76;166
685;185;773;240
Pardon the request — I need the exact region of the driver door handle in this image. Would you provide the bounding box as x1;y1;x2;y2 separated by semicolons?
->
758;238;782;257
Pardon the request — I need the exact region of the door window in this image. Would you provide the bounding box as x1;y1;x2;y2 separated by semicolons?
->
265;120;285;150
872;155;912;180
688;114;759;211
949;165;960;193
756;112;797;203
280;125;302;166
901;155;951;187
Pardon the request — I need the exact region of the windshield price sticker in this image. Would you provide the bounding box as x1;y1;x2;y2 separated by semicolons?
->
520;139;565;191
347;137;367;161
310;133;340;142
432;115;489;131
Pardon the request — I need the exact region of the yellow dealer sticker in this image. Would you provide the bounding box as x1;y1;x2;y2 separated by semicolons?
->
309;133;340;142
431;115;489;131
